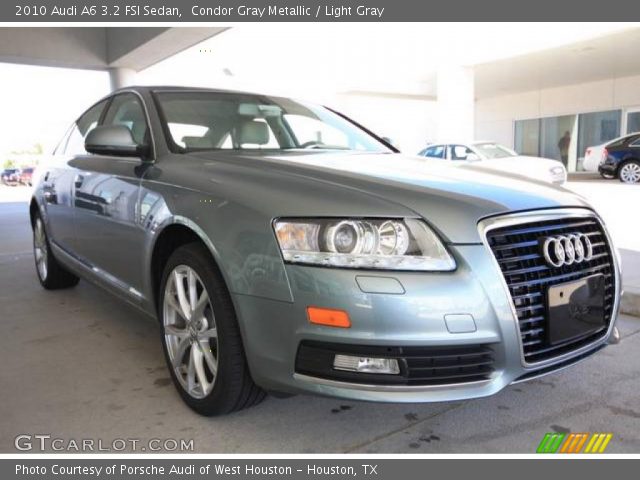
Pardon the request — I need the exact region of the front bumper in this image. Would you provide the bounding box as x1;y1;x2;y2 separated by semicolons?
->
233;210;620;402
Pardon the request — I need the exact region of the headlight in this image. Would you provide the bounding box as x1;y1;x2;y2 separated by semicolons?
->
274;218;455;271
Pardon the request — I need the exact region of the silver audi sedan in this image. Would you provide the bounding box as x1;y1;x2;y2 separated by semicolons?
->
30;86;621;416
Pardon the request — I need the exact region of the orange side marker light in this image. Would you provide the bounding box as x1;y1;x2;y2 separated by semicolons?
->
307;306;351;328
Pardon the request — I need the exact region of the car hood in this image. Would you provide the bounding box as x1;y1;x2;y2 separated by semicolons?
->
187;151;591;243
483;155;561;165
477;155;562;174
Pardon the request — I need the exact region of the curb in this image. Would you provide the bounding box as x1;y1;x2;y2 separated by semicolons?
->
620;288;640;318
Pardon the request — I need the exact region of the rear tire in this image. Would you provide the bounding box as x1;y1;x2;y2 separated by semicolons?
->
599;172;615;179
32;213;80;290
619;160;640;184
158;242;265;416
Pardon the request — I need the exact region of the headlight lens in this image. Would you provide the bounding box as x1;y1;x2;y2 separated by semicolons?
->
274;218;455;271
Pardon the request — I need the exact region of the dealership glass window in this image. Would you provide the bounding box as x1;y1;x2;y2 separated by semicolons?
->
514;119;540;157
540;115;576;166
577;110;621;171
515;110;622;172
627;111;640;134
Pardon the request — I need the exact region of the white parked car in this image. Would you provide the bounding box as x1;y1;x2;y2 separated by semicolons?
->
582;132;640;178
417;141;567;185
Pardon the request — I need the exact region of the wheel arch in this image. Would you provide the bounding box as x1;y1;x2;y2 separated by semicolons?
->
149;217;229;313
29;196;47;228
616;157;640;176
616;156;640;170
29;197;40;228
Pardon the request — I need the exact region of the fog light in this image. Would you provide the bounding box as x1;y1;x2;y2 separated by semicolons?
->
333;355;400;374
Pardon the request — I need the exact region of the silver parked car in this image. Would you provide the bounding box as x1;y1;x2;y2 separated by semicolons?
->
31;87;620;416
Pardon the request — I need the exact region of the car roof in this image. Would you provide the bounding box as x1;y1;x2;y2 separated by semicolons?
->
603;131;640;144
424;141;498;146
111;85;271;97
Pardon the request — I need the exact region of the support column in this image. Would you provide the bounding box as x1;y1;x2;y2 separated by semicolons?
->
436;65;475;143
108;67;136;91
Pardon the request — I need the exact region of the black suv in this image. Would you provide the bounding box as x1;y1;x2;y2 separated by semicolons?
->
599;133;640;183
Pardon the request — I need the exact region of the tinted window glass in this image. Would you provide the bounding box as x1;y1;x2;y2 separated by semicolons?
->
450;145;474;160
424;145;445;159
103;93;149;145
607;134;637;148
628;135;640;147
64;100;108;156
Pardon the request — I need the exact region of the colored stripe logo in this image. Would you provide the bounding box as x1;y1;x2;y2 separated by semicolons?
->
537;433;612;453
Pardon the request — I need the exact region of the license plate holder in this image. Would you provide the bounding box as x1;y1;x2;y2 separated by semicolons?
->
547;274;606;346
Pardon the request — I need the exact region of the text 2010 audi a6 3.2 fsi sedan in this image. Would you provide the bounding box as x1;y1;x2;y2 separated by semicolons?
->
31;87;621;416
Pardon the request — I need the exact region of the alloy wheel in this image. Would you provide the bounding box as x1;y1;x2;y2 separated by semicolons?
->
163;265;218;399
33;218;48;281
620;163;640;183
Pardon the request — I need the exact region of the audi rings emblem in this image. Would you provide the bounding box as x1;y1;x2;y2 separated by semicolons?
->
542;233;593;267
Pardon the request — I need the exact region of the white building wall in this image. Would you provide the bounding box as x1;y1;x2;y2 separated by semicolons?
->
475;74;640;149
334;94;438;154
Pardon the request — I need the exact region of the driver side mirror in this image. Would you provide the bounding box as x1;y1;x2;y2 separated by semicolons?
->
466;153;480;162
85;125;149;159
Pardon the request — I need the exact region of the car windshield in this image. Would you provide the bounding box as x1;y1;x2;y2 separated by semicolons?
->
474;143;517;160
155;91;391;154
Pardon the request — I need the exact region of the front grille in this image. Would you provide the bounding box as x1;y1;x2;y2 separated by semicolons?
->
486;215;615;363
296;341;495;386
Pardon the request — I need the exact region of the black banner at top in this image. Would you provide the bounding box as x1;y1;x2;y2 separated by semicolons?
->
5;0;640;22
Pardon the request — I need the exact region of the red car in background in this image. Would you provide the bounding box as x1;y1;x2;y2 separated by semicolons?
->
19;167;34;186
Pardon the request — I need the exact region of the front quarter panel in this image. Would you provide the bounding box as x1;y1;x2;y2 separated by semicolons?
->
138;168;295;307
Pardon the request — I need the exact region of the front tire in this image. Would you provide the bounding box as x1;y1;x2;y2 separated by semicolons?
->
619;160;640;184
158;243;265;416
600;171;615;179
33;214;80;289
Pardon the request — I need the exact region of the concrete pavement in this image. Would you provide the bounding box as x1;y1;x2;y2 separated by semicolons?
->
1;191;639;453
